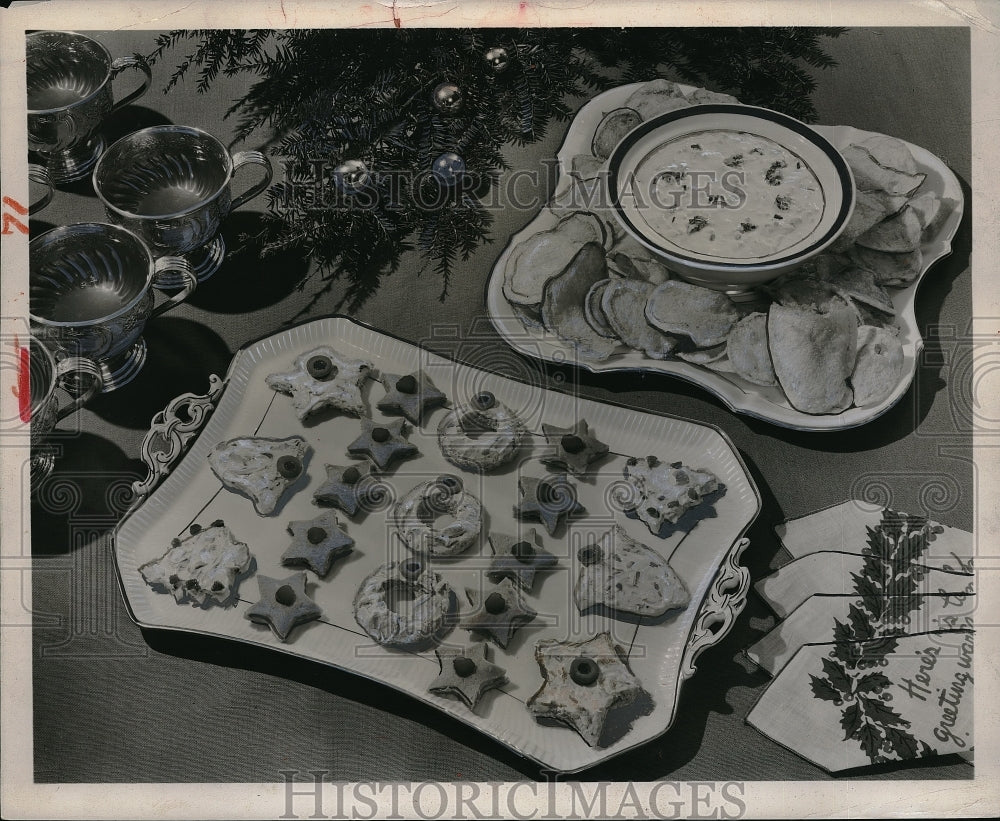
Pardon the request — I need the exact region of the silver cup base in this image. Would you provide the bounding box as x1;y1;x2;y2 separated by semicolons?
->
152;236;226;290
38;134;106;185
61;339;147;394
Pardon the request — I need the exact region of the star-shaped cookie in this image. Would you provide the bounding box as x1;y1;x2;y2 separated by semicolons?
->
377;371;448;425
540;420;610;476
514;475;586;536
282;510;355;577
487;528;558;591
265;345;373;420
429;643;508;710
460;578;537;648
245;572;323;642
312;462;380;518
208;435;311;516
527;632;650;747
347;417;418;470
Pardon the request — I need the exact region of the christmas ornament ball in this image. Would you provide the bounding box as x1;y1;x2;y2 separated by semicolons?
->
432;82;464;113
484;46;510;73
431;152;466;185
333;159;371;190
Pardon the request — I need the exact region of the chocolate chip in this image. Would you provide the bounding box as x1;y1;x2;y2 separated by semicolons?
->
485;592;507;614
211;519;225;527
669;461;683;469
277;456;302;478
171;538;181;547
453;657;477;678
168;574;180;586
578;544;603;566
437;474;462;495
371;427;391;443
395;374;418;394
307;527;327;544
275;584;297;606
646;506;660;518
306;355;336;380
512;541;535;563
341;466;361;484
473;391;496;410
687;488;700;500
211;581;225;592
674;470;689;484
570;656;599;686
561;434;586;455
189;523;202;535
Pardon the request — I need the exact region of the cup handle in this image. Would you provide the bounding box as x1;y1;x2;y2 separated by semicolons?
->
229;150;273;210
110;55;153;112
150;257;197;319
28;163;54;214
53;357;103;421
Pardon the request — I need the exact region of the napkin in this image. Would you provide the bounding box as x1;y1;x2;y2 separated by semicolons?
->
746;631;973;772
746;592;974;675
774;499;973;573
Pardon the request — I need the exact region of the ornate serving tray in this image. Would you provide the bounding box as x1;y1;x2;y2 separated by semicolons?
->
113;316;760;773
485;83;965;431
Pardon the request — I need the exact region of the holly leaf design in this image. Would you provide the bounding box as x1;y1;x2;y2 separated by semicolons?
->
809;674;842;703
863;635;900;662
821;656;853;695
847;604;874;641
840;702;863;739
853;572;884;621
856;672;891;693
919;740;939;758
867;528;894;560
883;725;920;760
856;721;882;762
859;695;908;727
886;572;918;601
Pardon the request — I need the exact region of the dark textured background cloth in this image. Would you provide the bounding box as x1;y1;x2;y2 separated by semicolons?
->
29;27;973;782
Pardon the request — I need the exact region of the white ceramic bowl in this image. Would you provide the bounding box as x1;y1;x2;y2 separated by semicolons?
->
607;104;855;295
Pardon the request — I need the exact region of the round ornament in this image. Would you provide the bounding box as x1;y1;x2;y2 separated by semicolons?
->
431;151;466;186
432;82;464;113
484;46;510;74
332;159;371;190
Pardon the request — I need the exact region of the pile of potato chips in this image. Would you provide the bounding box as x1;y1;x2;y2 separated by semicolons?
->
501;79;951;416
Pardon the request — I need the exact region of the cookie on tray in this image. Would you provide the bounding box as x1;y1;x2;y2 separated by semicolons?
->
540;420;610;476
282;510;355;577
621;456;720;535
312;462;380;518
208;435;311;516
429;643;508;711
527;632;651;747
377;371;447;425
347;418;418;471
265;345;373;421
437;391;527;472
514;475;586;536
575;525;690;617
460;578;537;649
139;520;252;607
245;572;323;642
486;528;558;591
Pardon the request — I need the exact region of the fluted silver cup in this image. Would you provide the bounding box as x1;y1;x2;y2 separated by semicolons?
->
26;31;151;184
30;223;196;392
93;125;273;286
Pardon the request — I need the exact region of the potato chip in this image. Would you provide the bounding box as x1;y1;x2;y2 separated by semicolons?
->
852;325;904;407
645;280;741;347
583;279;618;339
849;244;923;286
765;275;840;312
817;265;895;315
591;107;642;160
684;88;740;105
623;79;692;120
601;279;679;359
607;248;671;285
675;343;727;364
768;301;856;414
854;134;919;175
571;153;605;182
540;242;618;361
728;312;776;386
504;211;606;307
856;204;922;253
907;191;942;230
830;188;908;253
841;144;926;197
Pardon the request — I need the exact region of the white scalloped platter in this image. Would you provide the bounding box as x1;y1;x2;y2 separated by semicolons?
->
113;316;760;773
485;83;965;431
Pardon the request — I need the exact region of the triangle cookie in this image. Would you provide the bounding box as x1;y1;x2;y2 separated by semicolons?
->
208;435;311;516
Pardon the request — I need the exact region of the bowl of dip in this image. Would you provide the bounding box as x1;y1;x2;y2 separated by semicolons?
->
607;104;855;295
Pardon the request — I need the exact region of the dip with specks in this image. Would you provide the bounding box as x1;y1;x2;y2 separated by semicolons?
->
630;129;825;259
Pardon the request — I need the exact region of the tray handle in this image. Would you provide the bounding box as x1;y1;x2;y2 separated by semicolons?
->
680;536;751;680
130;374;225;505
